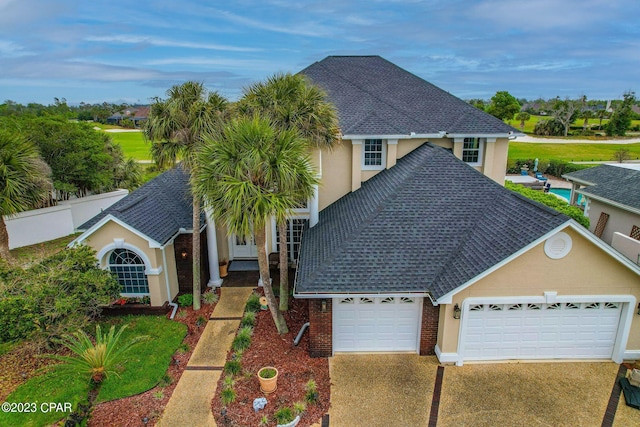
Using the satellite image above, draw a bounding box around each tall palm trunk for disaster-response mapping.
[192,194,201,310]
[255,225,288,334]
[278,219,289,311]
[0,216,11,262]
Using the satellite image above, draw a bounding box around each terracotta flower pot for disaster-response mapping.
[219,261,228,278]
[258,367,278,394]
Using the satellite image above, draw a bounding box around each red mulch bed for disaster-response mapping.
[88,293,218,427]
[212,290,330,427]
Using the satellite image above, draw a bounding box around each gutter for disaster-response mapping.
[161,245,179,319]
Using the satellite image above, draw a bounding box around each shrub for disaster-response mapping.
[224,360,242,376]
[175,309,187,319]
[533,119,565,136]
[240,311,256,328]
[195,315,207,327]
[245,293,261,313]
[177,294,193,307]
[153,390,164,400]
[232,326,253,352]
[505,182,590,228]
[305,379,319,404]
[223,375,236,389]
[0,245,120,345]
[202,290,218,305]
[293,401,307,415]
[274,407,295,424]
[176,343,190,354]
[158,374,173,387]
[221,387,236,405]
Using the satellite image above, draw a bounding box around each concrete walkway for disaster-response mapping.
[157,287,254,427]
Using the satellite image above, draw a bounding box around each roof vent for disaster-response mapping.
[544,232,572,259]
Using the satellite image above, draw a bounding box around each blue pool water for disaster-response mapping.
[549,188,584,205]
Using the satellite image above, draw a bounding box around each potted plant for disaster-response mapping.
[219,259,229,278]
[257,367,278,393]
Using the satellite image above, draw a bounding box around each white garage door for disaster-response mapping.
[462,301,623,361]
[333,296,422,352]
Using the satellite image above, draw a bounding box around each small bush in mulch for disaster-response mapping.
[212,291,330,427]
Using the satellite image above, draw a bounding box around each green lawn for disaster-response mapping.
[508,142,640,163]
[0,315,186,426]
[105,130,151,160]
[9,233,81,268]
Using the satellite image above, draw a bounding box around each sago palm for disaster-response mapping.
[237,73,340,310]
[0,130,51,261]
[195,115,318,334]
[144,82,228,310]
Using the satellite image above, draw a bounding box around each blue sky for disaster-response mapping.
[1,0,638,105]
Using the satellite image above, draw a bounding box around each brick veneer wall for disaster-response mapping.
[173,230,210,294]
[420,301,440,356]
[309,299,332,357]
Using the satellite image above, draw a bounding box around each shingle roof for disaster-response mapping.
[300,56,518,136]
[295,143,568,299]
[563,165,640,211]
[79,166,203,245]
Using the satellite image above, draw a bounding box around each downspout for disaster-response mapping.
[161,246,179,319]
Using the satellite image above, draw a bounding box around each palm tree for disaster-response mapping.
[195,116,318,334]
[0,130,51,261]
[237,73,340,311]
[143,82,228,310]
[46,324,148,414]
[515,112,530,131]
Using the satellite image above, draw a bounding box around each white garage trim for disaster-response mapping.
[453,294,635,366]
[332,296,423,354]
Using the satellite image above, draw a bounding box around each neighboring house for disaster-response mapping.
[71,56,640,365]
[563,164,640,264]
[106,106,149,127]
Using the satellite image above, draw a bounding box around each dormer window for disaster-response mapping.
[362,139,386,170]
[462,137,485,166]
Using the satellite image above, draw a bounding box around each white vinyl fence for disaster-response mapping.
[4,190,128,249]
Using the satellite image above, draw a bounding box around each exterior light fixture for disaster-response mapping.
[181,249,188,259]
[142,417,149,426]
[321,299,327,313]
[453,304,461,319]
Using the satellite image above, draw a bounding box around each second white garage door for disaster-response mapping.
[333,296,422,352]
[462,301,623,361]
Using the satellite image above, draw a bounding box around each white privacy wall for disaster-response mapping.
[4,189,128,249]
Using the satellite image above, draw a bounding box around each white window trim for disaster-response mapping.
[270,214,310,254]
[459,137,485,167]
[361,139,387,171]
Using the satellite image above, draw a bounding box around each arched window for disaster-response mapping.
[108,248,149,295]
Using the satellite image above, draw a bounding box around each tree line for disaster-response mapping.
[469,91,639,137]
[0,114,142,260]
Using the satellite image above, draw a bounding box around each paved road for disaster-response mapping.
[514,135,640,144]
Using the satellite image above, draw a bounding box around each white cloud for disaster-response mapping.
[85,35,261,52]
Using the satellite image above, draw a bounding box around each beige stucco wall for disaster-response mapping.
[587,198,640,245]
[318,136,508,210]
[318,142,352,211]
[438,226,640,355]
[81,220,177,307]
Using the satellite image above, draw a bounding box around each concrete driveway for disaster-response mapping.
[329,354,439,426]
[329,357,640,426]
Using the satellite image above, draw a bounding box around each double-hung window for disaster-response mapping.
[462,137,485,166]
[362,139,386,170]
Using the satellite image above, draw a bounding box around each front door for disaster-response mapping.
[231,233,258,259]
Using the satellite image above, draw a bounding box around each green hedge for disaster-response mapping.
[505,182,590,228]
[507,159,593,176]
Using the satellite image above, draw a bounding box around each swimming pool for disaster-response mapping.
[549,188,584,205]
